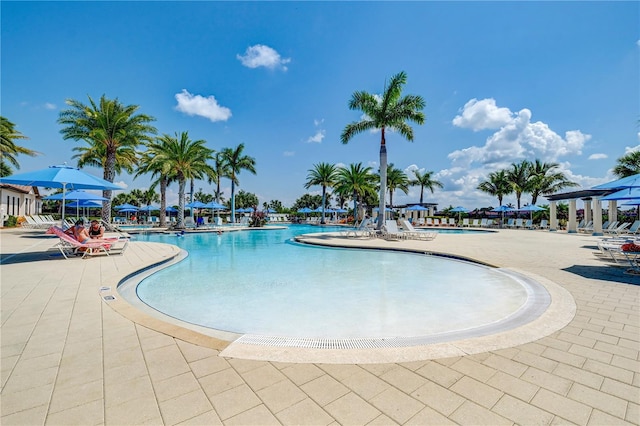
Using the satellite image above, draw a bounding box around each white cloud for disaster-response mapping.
[625,144,640,154]
[174,89,232,122]
[588,153,608,160]
[283,151,295,157]
[306,130,325,144]
[237,44,291,71]
[452,98,513,131]
[44,103,56,110]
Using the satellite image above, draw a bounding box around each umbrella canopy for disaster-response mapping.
[138,205,160,212]
[114,203,139,211]
[492,205,514,212]
[516,204,544,212]
[297,207,313,213]
[0,164,122,222]
[406,205,428,211]
[593,174,640,190]
[44,189,107,202]
[165,206,178,213]
[185,201,207,208]
[334,208,348,213]
[450,206,469,213]
[67,200,103,208]
[117,208,139,213]
[203,201,226,209]
[264,208,276,213]
[600,187,640,201]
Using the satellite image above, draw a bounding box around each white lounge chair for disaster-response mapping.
[539,219,549,229]
[605,222,630,235]
[625,220,640,235]
[400,219,437,241]
[382,220,404,240]
[344,218,375,238]
[471,219,480,227]
[462,218,470,227]
[447,218,456,227]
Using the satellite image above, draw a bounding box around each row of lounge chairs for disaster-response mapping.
[579,220,640,235]
[344,219,437,241]
[20,215,59,229]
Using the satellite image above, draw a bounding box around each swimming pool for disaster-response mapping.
[125,225,547,343]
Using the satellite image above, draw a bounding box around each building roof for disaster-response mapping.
[544,188,614,201]
[0,183,41,196]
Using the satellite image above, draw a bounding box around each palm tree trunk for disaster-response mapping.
[420,186,424,204]
[321,186,326,224]
[102,151,117,224]
[190,179,195,218]
[178,179,185,228]
[378,141,387,230]
[230,180,236,224]
[160,178,167,227]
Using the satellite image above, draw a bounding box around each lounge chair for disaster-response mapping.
[433,218,441,227]
[184,217,197,229]
[382,220,404,240]
[462,218,470,227]
[524,219,534,229]
[539,219,549,229]
[46,226,129,259]
[471,219,480,227]
[400,219,437,241]
[605,222,630,235]
[447,218,456,227]
[425,218,433,227]
[514,218,524,229]
[625,220,640,235]
[344,218,375,238]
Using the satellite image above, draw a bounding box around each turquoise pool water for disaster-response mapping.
[130,225,533,339]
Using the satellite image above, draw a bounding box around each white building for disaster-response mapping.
[0,184,42,224]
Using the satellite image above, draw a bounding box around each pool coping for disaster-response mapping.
[110,231,577,364]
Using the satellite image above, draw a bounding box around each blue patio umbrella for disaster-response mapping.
[44,189,107,202]
[450,206,469,223]
[185,201,207,209]
[0,164,122,222]
[297,207,312,213]
[592,174,640,190]
[601,187,640,201]
[114,203,139,211]
[138,205,160,212]
[492,205,514,227]
[516,204,544,220]
[66,200,102,219]
[406,205,428,211]
[165,206,178,213]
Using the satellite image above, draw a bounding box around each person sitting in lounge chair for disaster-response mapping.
[88,220,105,239]
[65,219,90,243]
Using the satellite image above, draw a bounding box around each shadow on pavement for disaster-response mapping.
[563,264,640,286]
[0,251,70,265]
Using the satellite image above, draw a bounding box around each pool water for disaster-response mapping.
[131,225,531,339]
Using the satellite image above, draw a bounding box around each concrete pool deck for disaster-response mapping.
[1,227,638,425]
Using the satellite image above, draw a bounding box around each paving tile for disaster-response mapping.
[492,394,554,425]
[367,413,400,425]
[256,379,307,413]
[588,409,636,426]
[0,404,48,426]
[482,353,528,377]
[276,398,334,426]
[568,344,613,364]
[49,378,103,414]
[379,365,428,393]
[368,387,424,424]
[153,372,201,402]
[450,358,497,382]
[158,389,213,425]
[583,359,634,384]
[105,374,155,408]
[175,409,223,425]
[626,402,639,424]
[567,383,628,419]
[227,357,267,374]
[521,366,572,395]
[45,399,104,425]
[300,374,349,406]
[209,383,262,420]
[199,365,244,398]
[0,383,54,416]
[318,363,362,381]
[411,380,465,416]
[580,329,618,345]
[176,339,219,363]
[551,363,604,389]
[593,341,638,360]
[450,376,503,409]
[242,363,287,392]
[486,370,540,402]
[601,378,640,404]
[2,365,58,394]
[144,344,191,382]
[280,363,325,386]
[449,400,511,425]
[415,361,463,387]
[611,354,640,372]
[514,350,559,373]
[405,406,457,425]
[542,346,587,367]
[189,355,230,378]
[324,392,380,425]
[341,368,390,400]
[531,388,591,425]
[225,404,281,425]
[105,394,163,425]
[359,363,397,377]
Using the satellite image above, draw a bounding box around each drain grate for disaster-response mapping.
[235,334,448,349]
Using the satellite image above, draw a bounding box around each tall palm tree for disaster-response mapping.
[341,71,426,229]
[506,160,532,209]
[527,159,578,205]
[220,143,256,223]
[477,170,512,206]
[334,163,377,223]
[212,152,230,204]
[0,116,38,176]
[613,151,640,178]
[58,95,156,222]
[305,162,339,224]
[382,164,409,208]
[410,169,443,204]
[155,132,215,228]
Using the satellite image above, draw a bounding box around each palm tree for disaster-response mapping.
[220,143,256,223]
[527,159,578,205]
[58,95,157,222]
[334,163,377,223]
[305,162,339,224]
[212,151,230,204]
[382,164,409,208]
[410,169,443,204]
[0,116,38,176]
[613,151,640,178]
[155,132,215,228]
[136,138,178,227]
[341,71,426,229]
[506,160,532,209]
[477,170,512,206]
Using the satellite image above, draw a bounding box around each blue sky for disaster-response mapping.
[2,1,638,209]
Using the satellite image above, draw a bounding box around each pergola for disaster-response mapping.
[545,189,617,235]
